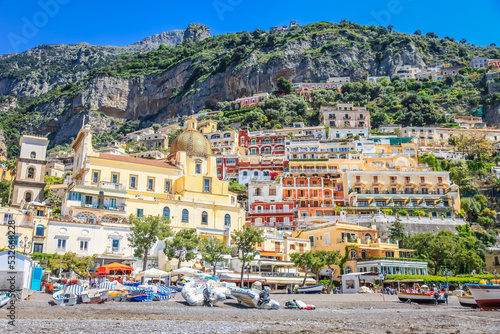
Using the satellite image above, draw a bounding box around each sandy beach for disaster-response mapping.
[0,291,499,333]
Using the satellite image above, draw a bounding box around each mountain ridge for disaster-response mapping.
[0,21,499,157]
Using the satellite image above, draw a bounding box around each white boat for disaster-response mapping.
[81,288,109,304]
[229,286,280,309]
[466,284,500,310]
[0,293,11,308]
[181,280,226,306]
[398,292,445,304]
[296,284,324,294]
[52,290,78,306]
[457,295,478,308]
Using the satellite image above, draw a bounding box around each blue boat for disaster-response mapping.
[296,285,324,294]
[127,294,148,302]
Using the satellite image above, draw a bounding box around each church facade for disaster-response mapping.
[61,121,245,245]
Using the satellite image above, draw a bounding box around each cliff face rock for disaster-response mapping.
[131,30,184,50]
[183,24,211,44]
[0,29,187,97]
[484,103,500,125]
[0,128,6,161]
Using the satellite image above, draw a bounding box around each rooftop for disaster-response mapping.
[97,153,179,169]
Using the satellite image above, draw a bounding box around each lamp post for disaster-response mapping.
[19,235,32,254]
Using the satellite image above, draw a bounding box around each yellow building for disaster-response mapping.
[0,204,49,254]
[293,221,427,279]
[62,124,245,246]
[186,116,218,134]
[485,247,500,274]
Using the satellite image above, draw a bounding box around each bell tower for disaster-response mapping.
[11,135,49,207]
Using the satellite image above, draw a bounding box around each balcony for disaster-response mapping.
[106,247,124,255]
[249,209,290,214]
[80,204,126,212]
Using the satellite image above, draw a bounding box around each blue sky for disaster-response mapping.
[0,0,499,54]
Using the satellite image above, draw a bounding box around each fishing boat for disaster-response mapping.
[229,285,280,309]
[398,291,445,304]
[0,293,11,308]
[457,295,478,308]
[52,290,78,306]
[80,288,108,304]
[296,284,324,294]
[466,284,500,310]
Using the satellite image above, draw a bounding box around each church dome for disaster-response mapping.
[169,129,212,157]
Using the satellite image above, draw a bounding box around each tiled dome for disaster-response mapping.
[169,129,212,157]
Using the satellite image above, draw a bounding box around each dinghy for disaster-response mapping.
[457,295,478,308]
[181,280,226,306]
[81,288,108,304]
[52,290,78,306]
[229,282,280,310]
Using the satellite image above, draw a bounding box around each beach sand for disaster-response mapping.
[1,291,499,333]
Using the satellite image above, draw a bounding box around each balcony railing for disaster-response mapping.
[80,204,126,212]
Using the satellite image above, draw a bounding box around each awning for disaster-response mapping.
[258,251,277,256]
[264,276,317,285]
[96,262,133,275]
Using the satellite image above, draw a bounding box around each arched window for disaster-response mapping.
[344,266,353,274]
[30,151,36,159]
[35,224,44,236]
[253,171,258,177]
[201,211,208,224]
[361,250,368,259]
[27,167,35,179]
[224,214,231,226]
[25,191,32,203]
[350,249,357,259]
[263,171,270,177]
[182,209,189,223]
[242,171,248,176]
[163,207,170,219]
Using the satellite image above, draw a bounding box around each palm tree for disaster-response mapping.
[6,159,16,205]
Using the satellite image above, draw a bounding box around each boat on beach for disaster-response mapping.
[0,293,11,308]
[466,284,500,310]
[80,288,108,304]
[229,286,280,309]
[398,292,445,304]
[457,295,478,308]
[296,285,324,294]
[52,290,78,306]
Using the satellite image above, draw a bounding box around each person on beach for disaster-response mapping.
[443,290,449,305]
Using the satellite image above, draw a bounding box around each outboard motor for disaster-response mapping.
[203,286,213,307]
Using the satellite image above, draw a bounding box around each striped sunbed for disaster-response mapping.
[64,285,86,296]
[156,286,176,296]
[99,282,116,290]
[143,291,153,302]
[153,293,170,301]
[127,287,146,294]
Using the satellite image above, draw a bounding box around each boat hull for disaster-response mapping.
[0,294,11,308]
[457,295,477,308]
[467,285,500,310]
[81,289,108,304]
[296,285,324,294]
[398,292,444,304]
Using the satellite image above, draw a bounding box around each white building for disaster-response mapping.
[45,219,143,269]
[470,58,490,69]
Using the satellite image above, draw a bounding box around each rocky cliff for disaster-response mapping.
[0,28,187,97]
